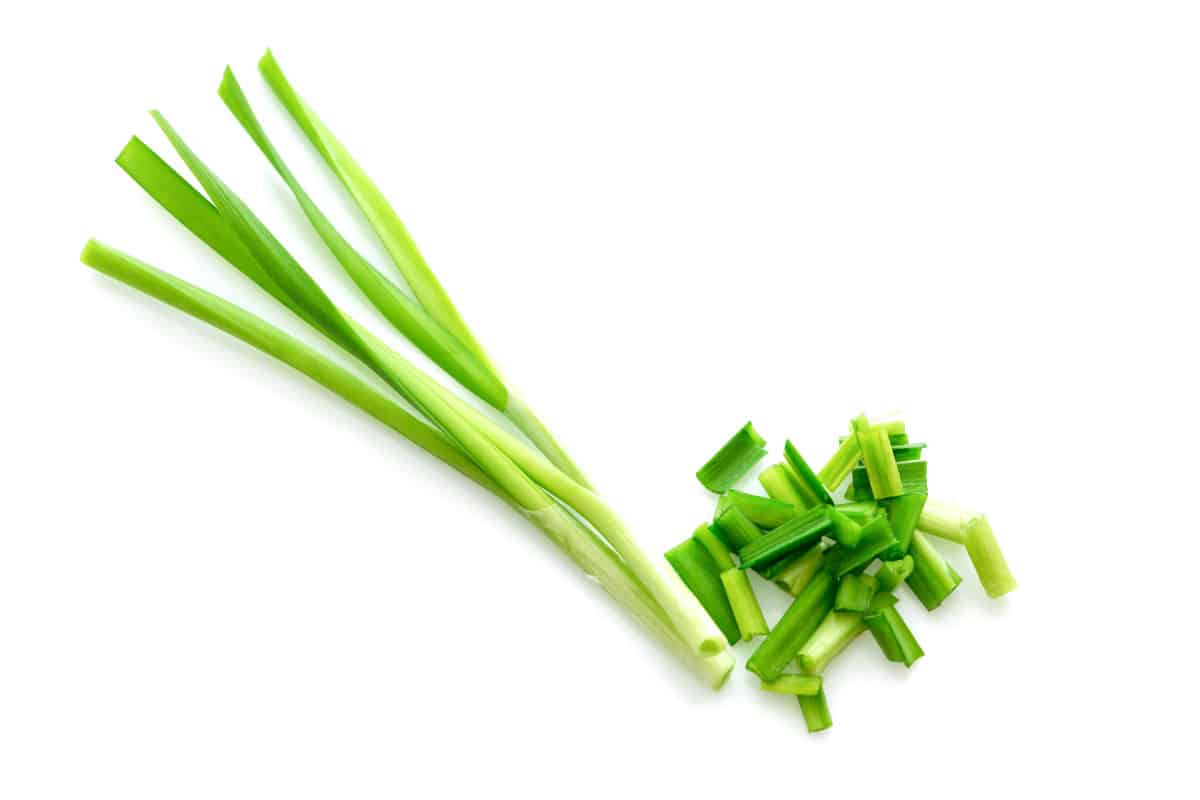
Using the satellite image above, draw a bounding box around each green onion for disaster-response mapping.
[918,499,973,544]
[906,530,963,611]
[710,505,763,551]
[834,501,879,522]
[760,674,822,696]
[696,422,768,493]
[715,490,797,529]
[835,573,878,612]
[817,434,860,491]
[721,569,769,640]
[881,492,927,559]
[828,506,865,548]
[694,524,736,571]
[737,507,832,570]
[796,609,867,674]
[864,592,924,667]
[855,419,904,499]
[874,555,914,592]
[783,440,832,507]
[823,516,897,577]
[797,686,833,733]
[767,545,826,596]
[890,443,926,462]
[665,538,741,645]
[849,460,928,500]
[746,570,836,681]
[963,516,1017,598]
[757,463,809,508]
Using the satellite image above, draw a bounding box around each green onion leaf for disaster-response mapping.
[855,419,904,499]
[864,592,924,667]
[828,506,865,548]
[918,499,973,544]
[746,571,836,681]
[823,516,897,577]
[760,674,822,696]
[710,505,763,551]
[783,440,833,507]
[795,609,868,674]
[835,573,878,613]
[757,463,809,508]
[818,434,860,491]
[874,555,914,592]
[737,507,832,570]
[767,545,826,596]
[693,524,736,572]
[880,492,927,559]
[797,686,833,733]
[696,422,768,493]
[905,531,963,611]
[963,516,1017,598]
[715,490,796,529]
[665,538,740,645]
[850,460,928,500]
[720,569,769,641]
[834,501,879,522]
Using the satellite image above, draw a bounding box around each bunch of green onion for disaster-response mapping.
[81,52,734,687]
[672,418,1016,730]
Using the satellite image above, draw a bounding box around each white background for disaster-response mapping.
[2,1,1197,797]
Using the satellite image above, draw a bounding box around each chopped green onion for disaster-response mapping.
[918,499,973,544]
[881,493,927,559]
[874,555,914,592]
[693,524,735,571]
[906,530,963,611]
[760,674,822,696]
[715,490,796,529]
[710,505,763,551]
[850,460,928,500]
[835,573,878,612]
[828,506,865,548]
[737,507,832,570]
[796,609,868,674]
[890,443,926,462]
[746,570,836,681]
[855,420,904,499]
[783,440,832,507]
[665,538,741,645]
[768,545,826,596]
[797,686,833,733]
[823,516,897,577]
[817,434,860,492]
[963,516,1017,598]
[834,501,879,522]
[721,569,769,640]
[696,422,767,493]
[758,463,809,508]
[864,592,924,667]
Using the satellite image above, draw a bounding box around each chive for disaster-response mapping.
[711,505,763,551]
[828,506,865,548]
[665,538,741,645]
[963,516,1017,598]
[694,524,736,571]
[721,569,769,640]
[737,507,832,570]
[746,570,836,681]
[695,422,767,493]
[835,573,878,612]
[760,674,822,696]
[716,490,797,529]
[823,516,897,577]
[783,440,832,507]
[817,434,860,492]
[874,555,914,592]
[855,420,904,499]
[758,463,809,508]
[834,501,879,523]
[905,531,963,611]
[797,686,833,733]
[918,499,973,544]
[768,545,826,596]
[864,592,924,667]
[881,493,927,559]
[850,460,928,500]
[796,609,867,674]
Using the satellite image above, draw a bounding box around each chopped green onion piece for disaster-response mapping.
[864,592,924,667]
[850,460,928,500]
[828,506,865,548]
[768,545,826,596]
[874,555,914,592]
[721,569,769,641]
[665,538,740,645]
[834,501,879,522]
[783,440,833,507]
[694,524,735,571]
[737,507,832,570]
[797,686,833,733]
[855,421,904,499]
[963,516,1017,598]
[823,516,897,577]
[905,530,963,611]
[711,505,763,551]
[835,573,878,612]
[890,443,926,462]
[796,609,868,674]
[760,674,822,696]
[746,570,836,681]
[758,463,809,508]
[918,499,973,544]
[715,490,797,529]
[881,493,927,559]
[817,435,860,492]
[696,422,767,493]
[839,431,908,447]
